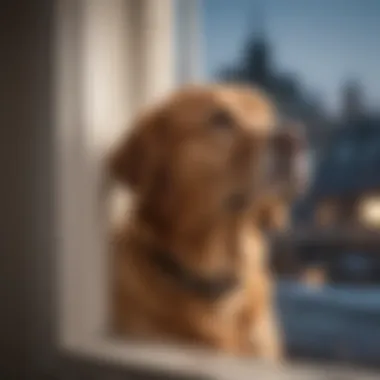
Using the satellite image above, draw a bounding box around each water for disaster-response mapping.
[276,281,380,366]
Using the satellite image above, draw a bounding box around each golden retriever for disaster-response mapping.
[108,84,303,359]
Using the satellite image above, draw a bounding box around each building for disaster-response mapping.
[291,115,380,283]
[301,116,380,228]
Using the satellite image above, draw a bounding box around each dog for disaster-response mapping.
[108,84,304,359]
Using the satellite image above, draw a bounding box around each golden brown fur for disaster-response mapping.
[108,84,301,359]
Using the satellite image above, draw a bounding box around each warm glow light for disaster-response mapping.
[359,196,380,228]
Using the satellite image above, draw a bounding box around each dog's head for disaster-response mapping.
[109,85,306,239]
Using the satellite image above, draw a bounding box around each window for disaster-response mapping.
[55,1,380,378]
[199,0,380,371]
[359,195,380,229]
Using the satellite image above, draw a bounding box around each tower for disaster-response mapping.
[243,1,272,89]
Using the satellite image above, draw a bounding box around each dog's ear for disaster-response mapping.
[108,106,166,190]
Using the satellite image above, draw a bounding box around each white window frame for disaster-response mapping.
[54,1,378,378]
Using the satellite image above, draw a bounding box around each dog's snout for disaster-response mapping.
[265,127,309,197]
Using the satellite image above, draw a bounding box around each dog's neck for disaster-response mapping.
[130,213,246,301]
[147,245,239,300]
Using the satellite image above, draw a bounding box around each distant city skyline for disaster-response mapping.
[201,0,380,115]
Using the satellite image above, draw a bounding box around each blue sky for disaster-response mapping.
[201,0,380,114]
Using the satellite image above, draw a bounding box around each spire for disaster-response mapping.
[243,1,271,88]
[247,0,267,40]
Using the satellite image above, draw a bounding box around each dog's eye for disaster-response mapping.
[209,109,235,129]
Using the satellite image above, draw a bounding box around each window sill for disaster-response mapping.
[60,337,379,380]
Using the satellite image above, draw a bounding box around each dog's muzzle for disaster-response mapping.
[263,125,309,198]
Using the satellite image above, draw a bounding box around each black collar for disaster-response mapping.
[150,248,239,301]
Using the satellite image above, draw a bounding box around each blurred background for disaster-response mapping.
[2,0,380,378]
[185,0,380,368]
